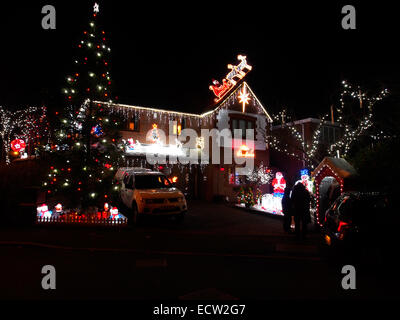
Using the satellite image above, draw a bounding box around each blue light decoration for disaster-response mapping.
[300,168,309,177]
[91,124,104,137]
[297,168,314,193]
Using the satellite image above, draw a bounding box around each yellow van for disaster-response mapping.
[116,168,187,224]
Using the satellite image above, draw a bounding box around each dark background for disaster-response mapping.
[1,1,400,118]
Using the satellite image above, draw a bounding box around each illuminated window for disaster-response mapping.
[173,124,182,135]
[172,118,185,135]
[127,116,139,132]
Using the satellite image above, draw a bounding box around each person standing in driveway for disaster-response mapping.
[291,182,311,239]
[281,186,293,233]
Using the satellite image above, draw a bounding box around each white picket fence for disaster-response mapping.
[36,216,128,226]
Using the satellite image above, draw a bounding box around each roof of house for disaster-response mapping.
[271,118,341,130]
[312,157,357,180]
[94,82,273,122]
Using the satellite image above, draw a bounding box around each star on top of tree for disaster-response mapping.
[93,3,100,13]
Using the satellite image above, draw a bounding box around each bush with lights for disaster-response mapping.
[236,186,246,205]
[244,187,255,208]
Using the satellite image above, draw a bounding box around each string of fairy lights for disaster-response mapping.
[0,105,48,164]
[246,162,274,185]
[267,80,389,167]
[63,3,113,106]
[329,80,389,157]
[268,110,322,166]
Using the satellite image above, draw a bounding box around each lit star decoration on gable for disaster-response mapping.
[238,85,251,112]
[93,3,99,13]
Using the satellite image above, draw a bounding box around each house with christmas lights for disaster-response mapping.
[95,80,273,201]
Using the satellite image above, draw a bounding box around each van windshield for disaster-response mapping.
[134,174,172,189]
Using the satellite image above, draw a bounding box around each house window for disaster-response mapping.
[172,118,185,135]
[320,125,340,144]
[127,116,139,132]
[173,124,182,135]
[230,116,255,139]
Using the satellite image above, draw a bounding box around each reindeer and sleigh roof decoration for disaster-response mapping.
[209,55,252,103]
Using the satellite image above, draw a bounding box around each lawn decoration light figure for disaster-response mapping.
[296,169,314,193]
[272,172,286,198]
[10,139,26,153]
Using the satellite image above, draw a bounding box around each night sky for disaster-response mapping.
[1,1,400,119]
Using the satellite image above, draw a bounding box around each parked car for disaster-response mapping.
[322,191,391,250]
[115,167,187,224]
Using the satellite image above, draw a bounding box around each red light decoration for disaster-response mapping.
[209,79,231,101]
[209,55,252,103]
[312,161,348,226]
[338,221,349,232]
[10,139,26,152]
[236,144,255,158]
[55,203,63,213]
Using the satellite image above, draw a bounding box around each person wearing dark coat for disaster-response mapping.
[291,182,311,239]
[281,186,293,233]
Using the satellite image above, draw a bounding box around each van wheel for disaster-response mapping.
[175,211,186,223]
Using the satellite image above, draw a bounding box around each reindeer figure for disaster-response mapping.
[237,55,252,72]
[226,64,244,85]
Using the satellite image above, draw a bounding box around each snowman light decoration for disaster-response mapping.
[296,169,314,193]
[37,204,52,219]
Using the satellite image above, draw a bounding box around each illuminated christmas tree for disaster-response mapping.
[244,188,255,208]
[42,2,124,210]
[237,186,245,204]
